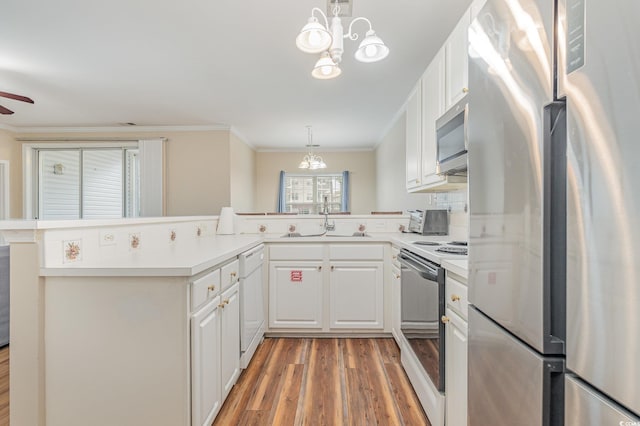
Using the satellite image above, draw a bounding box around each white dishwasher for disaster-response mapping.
[239,244,265,369]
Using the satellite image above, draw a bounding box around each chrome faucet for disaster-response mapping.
[321,196,335,231]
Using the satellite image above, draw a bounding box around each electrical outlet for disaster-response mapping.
[99,232,116,246]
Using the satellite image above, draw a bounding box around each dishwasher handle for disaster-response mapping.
[399,253,439,281]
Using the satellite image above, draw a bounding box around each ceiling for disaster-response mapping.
[0,0,471,150]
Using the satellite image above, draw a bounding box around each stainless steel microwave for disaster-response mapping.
[436,97,468,175]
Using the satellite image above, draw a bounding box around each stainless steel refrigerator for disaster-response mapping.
[467,0,640,424]
[560,0,640,423]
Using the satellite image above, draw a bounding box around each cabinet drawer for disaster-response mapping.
[446,275,468,320]
[391,245,401,269]
[329,244,384,260]
[220,259,239,291]
[192,269,221,311]
[269,244,323,260]
[391,264,401,281]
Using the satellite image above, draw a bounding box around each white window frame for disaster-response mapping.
[23,142,138,220]
[284,173,343,214]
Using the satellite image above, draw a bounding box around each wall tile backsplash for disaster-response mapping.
[430,191,468,212]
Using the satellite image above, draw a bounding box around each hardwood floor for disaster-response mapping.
[0,345,8,426]
[0,340,429,426]
[214,338,431,426]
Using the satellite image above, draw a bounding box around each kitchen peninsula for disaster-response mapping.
[1,213,466,426]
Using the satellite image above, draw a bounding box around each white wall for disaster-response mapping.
[375,112,433,212]
[229,132,256,213]
[375,112,469,240]
[255,151,376,214]
[12,129,233,217]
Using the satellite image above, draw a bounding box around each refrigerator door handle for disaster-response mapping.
[542,100,567,355]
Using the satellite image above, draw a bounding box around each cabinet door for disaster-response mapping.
[406,80,422,189]
[445,309,468,426]
[445,10,471,110]
[269,262,323,328]
[421,48,446,185]
[329,262,384,329]
[191,298,222,426]
[220,283,240,400]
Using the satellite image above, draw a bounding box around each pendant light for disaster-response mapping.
[296,1,389,79]
[299,126,327,170]
[295,14,333,53]
[312,52,342,79]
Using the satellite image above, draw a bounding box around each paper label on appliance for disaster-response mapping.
[567,0,586,73]
[290,270,303,282]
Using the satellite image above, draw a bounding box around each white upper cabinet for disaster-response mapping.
[421,48,446,186]
[444,11,471,110]
[406,80,423,190]
[405,3,474,193]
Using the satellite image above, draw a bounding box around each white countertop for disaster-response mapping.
[40,234,263,277]
[441,259,468,280]
[36,231,468,277]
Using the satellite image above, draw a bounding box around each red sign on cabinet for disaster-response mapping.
[290,270,303,282]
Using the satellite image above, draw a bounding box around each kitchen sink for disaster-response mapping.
[326,232,370,237]
[280,232,370,238]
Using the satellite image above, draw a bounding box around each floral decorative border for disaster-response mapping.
[63,239,82,263]
[129,233,141,250]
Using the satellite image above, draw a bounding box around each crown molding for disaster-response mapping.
[230,127,255,149]
[256,146,374,153]
[5,124,231,134]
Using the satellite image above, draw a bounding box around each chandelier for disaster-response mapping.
[295,1,389,79]
[299,126,327,170]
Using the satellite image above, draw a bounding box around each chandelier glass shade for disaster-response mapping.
[295,17,333,53]
[312,52,342,79]
[298,153,327,170]
[296,3,389,79]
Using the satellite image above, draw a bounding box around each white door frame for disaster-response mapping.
[0,160,9,219]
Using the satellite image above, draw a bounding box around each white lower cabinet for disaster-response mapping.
[269,262,323,328]
[191,296,222,426]
[220,283,241,399]
[329,262,383,329]
[444,270,469,426]
[191,280,241,426]
[267,244,386,332]
[444,309,468,426]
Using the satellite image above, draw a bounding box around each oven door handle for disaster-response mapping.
[399,254,438,281]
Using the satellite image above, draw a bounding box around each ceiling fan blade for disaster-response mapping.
[0,91,34,104]
[0,105,15,115]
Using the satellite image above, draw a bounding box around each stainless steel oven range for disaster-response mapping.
[399,248,445,392]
